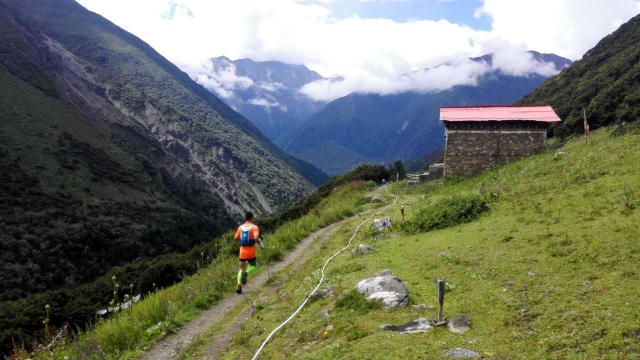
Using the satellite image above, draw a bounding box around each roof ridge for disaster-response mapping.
[439,105,561,123]
[440,105,552,109]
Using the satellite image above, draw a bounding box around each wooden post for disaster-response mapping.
[583,108,589,145]
[400,206,405,222]
[437,278,446,322]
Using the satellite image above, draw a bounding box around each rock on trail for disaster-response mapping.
[352,244,374,255]
[446,348,481,358]
[355,271,408,310]
[381,318,432,334]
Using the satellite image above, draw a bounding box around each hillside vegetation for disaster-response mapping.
[0,0,326,353]
[195,128,639,359]
[7,179,376,359]
[519,14,640,138]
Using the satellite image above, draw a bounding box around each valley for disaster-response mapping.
[1,1,639,359]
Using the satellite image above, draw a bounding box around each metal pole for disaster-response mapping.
[437,278,446,322]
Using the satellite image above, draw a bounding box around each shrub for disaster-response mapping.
[400,194,489,233]
[335,289,380,316]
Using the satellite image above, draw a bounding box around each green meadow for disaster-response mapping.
[190,127,640,360]
[11,126,640,359]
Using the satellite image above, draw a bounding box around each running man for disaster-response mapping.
[234,212,263,294]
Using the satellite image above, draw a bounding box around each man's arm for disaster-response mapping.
[234,227,241,240]
[253,226,263,248]
[252,226,260,242]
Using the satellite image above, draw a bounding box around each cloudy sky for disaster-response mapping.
[77,0,640,102]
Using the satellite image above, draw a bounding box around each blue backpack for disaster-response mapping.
[240,225,256,246]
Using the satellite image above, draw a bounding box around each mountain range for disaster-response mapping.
[191,56,328,140]
[276,52,572,175]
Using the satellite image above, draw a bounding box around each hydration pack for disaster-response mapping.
[240,225,255,246]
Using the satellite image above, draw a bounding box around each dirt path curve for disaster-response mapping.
[140,217,355,360]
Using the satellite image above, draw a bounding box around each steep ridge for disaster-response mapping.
[0,0,327,347]
[518,14,640,137]
[0,0,326,218]
[277,52,571,175]
[191,57,327,140]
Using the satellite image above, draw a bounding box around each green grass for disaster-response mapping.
[9,182,373,359]
[189,128,640,359]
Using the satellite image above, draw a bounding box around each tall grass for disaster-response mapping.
[10,182,370,360]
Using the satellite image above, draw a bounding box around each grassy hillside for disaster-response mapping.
[519,14,640,138]
[196,128,639,359]
[7,180,376,359]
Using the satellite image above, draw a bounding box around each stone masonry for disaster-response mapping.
[443,121,548,177]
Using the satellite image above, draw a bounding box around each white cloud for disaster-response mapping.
[475,0,640,60]
[258,82,286,92]
[300,60,490,101]
[76,0,639,101]
[181,60,253,99]
[299,44,565,102]
[248,98,280,107]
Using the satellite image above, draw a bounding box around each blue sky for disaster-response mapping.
[329,0,492,30]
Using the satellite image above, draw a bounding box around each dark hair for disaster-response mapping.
[245,212,254,221]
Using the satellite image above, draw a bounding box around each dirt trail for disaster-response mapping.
[140,217,352,360]
[198,223,340,360]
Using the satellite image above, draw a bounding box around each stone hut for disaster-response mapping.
[440,106,561,177]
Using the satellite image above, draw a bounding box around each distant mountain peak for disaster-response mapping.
[193,56,328,140]
[470,51,572,71]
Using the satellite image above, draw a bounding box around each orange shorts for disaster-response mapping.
[239,246,256,260]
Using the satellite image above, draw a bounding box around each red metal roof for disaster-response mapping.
[440,105,561,122]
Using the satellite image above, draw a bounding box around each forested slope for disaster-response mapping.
[518,14,640,136]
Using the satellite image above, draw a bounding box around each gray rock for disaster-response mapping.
[353,244,374,255]
[374,269,394,277]
[448,315,471,334]
[370,197,385,203]
[315,286,334,298]
[411,304,435,310]
[420,195,426,200]
[320,309,331,322]
[381,318,432,334]
[373,234,386,241]
[446,348,481,358]
[371,217,392,231]
[355,274,408,310]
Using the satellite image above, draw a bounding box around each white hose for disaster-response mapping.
[251,186,397,360]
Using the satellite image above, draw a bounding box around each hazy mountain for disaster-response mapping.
[518,14,640,137]
[0,0,329,307]
[277,53,572,175]
[195,57,328,140]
